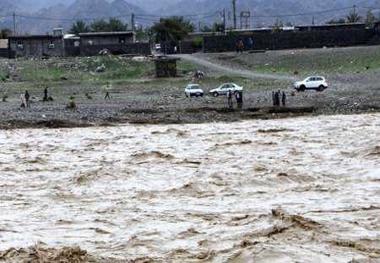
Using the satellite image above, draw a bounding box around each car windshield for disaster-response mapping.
[188,85,199,89]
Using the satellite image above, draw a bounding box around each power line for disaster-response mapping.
[2,5,379,25]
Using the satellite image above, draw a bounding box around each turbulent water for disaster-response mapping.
[0,114,379,262]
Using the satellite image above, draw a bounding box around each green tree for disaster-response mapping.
[212,22,225,33]
[135,26,153,42]
[0,28,12,38]
[151,16,195,42]
[326,18,346,24]
[90,19,110,32]
[272,19,284,32]
[90,18,127,32]
[108,18,128,31]
[365,10,376,27]
[346,9,362,23]
[69,20,90,35]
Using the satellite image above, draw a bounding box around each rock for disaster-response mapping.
[95,64,106,73]
[98,49,109,55]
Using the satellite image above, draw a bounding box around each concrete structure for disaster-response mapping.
[203,27,378,53]
[154,57,180,78]
[0,39,8,49]
[7,30,150,58]
[79,31,138,56]
[8,35,64,58]
[0,39,8,58]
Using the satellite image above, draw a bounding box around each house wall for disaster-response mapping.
[0,49,9,58]
[203,29,375,53]
[79,42,151,56]
[9,37,64,58]
[80,34,135,46]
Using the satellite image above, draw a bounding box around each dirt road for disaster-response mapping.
[174,54,296,81]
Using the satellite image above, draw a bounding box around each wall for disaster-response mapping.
[0,49,9,58]
[64,38,80,57]
[9,37,64,58]
[79,43,151,56]
[203,29,375,53]
[80,35,134,46]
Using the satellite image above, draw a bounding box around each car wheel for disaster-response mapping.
[299,85,306,92]
[317,85,325,92]
[213,92,219,97]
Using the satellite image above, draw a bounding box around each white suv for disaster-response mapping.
[185,84,204,97]
[294,76,328,92]
[210,83,243,97]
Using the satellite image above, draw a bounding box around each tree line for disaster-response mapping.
[1,9,379,42]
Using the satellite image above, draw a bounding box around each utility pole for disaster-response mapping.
[223,8,226,33]
[131,13,135,32]
[312,16,315,25]
[13,12,16,36]
[232,0,237,29]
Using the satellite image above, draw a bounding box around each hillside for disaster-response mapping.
[162,0,380,26]
[0,0,146,34]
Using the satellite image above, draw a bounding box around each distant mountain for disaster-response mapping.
[1,0,146,34]
[161,0,380,27]
[1,0,380,34]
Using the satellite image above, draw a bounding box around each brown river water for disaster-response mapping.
[0,114,379,262]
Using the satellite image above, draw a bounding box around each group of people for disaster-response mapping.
[20,87,54,108]
[272,90,287,107]
[235,37,254,53]
[227,90,244,109]
[20,90,30,108]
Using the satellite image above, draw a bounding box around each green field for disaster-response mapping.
[207,46,380,75]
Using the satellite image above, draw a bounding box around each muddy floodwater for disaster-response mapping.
[0,114,379,262]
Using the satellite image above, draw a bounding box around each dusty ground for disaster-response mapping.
[0,46,379,128]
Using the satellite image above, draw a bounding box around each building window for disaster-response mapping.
[119,37,126,44]
[17,41,24,50]
[48,41,55,49]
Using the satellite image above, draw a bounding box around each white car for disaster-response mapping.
[210,83,243,97]
[294,76,328,92]
[185,84,204,97]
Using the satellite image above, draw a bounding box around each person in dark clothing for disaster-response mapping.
[24,90,30,108]
[275,91,281,106]
[248,37,254,50]
[235,91,243,109]
[227,90,233,109]
[272,91,276,106]
[43,87,48,102]
[282,91,287,106]
[105,91,111,100]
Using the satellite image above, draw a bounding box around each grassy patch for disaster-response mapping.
[209,46,380,76]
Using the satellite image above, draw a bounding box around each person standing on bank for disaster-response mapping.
[24,90,30,108]
[227,90,233,109]
[43,87,48,102]
[282,91,287,106]
[236,91,243,109]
